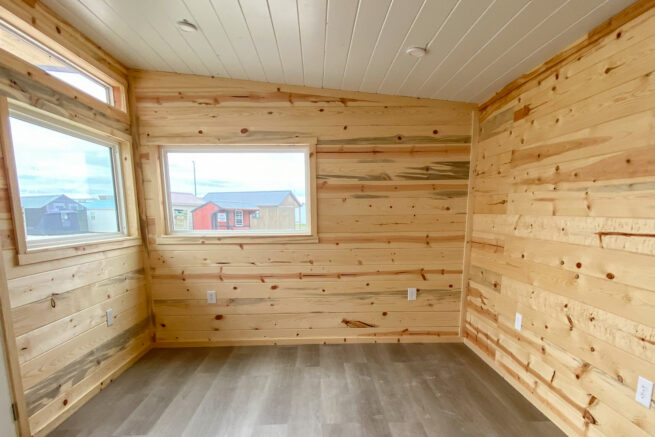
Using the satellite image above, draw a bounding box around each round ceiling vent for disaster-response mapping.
[176,19,198,32]
[406,46,427,57]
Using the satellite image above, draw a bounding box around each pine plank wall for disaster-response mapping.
[0,2,150,436]
[131,70,475,347]
[0,1,655,437]
[462,3,655,437]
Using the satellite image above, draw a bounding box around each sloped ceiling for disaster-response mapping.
[44,0,636,102]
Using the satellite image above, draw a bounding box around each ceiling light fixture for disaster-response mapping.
[176,19,198,32]
[406,46,427,58]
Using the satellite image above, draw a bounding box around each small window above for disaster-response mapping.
[0,20,114,105]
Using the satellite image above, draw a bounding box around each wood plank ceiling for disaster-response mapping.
[43,0,636,102]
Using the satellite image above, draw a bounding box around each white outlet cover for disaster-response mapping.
[207,290,217,304]
[408,288,417,301]
[106,308,114,327]
[636,376,653,408]
[514,312,522,331]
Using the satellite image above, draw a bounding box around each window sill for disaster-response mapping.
[17,236,142,265]
[155,234,319,246]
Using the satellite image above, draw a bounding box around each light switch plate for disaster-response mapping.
[207,290,217,304]
[636,376,653,408]
[106,309,114,327]
[408,288,417,301]
[514,312,522,331]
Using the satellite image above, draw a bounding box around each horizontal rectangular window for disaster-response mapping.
[7,109,126,250]
[162,146,312,237]
[0,20,114,105]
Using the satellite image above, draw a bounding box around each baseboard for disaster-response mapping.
[32,341,153,437]
[154,335,464,348]
[462,337,576,437]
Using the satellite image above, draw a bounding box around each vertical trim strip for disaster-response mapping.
[0,95,30,436]
[459,110,478,336]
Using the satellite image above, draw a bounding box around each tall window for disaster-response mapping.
[0,20,114,105]
[234,210,244,227]
[161,146,313,237]
[6,108,125,250]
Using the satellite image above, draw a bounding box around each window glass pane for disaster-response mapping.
[165,151,308,235]
[0,21,111,104]
[9,116,121,245]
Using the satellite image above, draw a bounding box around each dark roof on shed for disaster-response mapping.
[21,194,80,209]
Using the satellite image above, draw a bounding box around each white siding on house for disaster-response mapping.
[86,208,118,233]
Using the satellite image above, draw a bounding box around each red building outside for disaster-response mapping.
[191,202,258,230]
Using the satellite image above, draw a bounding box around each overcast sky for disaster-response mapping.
[10,117,116,199]
[10,118,307,206]
[166,151,306,203]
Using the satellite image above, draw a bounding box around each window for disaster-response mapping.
[6,107,126,251]
[0,20,114,105]
[161,145,314,237]
[234,210,244,227]
[173,209,189,231]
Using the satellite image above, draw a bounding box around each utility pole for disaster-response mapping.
[192,160,197,197]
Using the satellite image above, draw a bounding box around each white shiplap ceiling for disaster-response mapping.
[43,0,636,103]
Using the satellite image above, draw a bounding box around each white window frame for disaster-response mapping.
[160,143,317,241]
[234,210,244,227]
[3,103,129,253]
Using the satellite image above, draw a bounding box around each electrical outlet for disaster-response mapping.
[514,312,522,331]
[408,287,417,301]
[106,309,114,327]
[207,290,217,304]
[636,376,653,408]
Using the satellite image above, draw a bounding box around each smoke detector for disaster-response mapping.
[176,19,198,32]
[406,46,427,57]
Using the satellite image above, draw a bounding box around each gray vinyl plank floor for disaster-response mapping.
[49,343,565,437]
